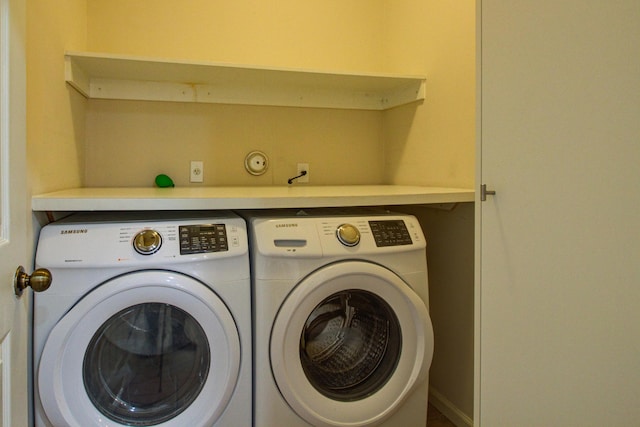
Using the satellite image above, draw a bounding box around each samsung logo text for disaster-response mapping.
[60,229,88,235]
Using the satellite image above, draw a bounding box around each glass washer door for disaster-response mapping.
[38,270,240,427]
[270,261,433,427]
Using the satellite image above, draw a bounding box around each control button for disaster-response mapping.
[133,229,162,255]
[336,223,360,247]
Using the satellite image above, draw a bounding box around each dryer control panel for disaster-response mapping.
[252,213,425,257]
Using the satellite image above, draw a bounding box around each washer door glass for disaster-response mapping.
[37,271,241,427]
[300,290,401,401]
[270,261,433,426]
[83,303,210,426]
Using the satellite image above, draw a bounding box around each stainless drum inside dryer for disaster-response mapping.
[300,289,401,401]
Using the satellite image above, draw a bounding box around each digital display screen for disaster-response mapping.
[179,224,228,254]
[368,220,412,247]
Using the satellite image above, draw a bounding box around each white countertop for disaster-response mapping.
[32,185,475,211]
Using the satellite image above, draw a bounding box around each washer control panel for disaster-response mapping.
[368,220,412,247]
[179,224,228,254]
[35,212,247,268]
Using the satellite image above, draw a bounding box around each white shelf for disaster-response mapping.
[32,186,474,212]
[65,51,426,110]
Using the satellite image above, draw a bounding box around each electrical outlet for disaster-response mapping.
[297,163,309,183]
[190,161,204,183]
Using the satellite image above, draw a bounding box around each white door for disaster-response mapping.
[477,0,640,425]
[0,0,28,425]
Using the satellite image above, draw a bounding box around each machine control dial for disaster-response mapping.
[336,223,361,247]
[133,229,163,255]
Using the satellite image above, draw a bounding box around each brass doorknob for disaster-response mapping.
[14,266,52,296]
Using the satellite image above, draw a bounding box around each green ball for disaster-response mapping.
[155,174,175,188]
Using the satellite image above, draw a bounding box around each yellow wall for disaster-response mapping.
[383,0,476,188]
[26,1,475,189]
[85,102,383,187]
[81,1,474,189]
[27,0,87,194]
[84,0,389,187]
[87,0,386,71]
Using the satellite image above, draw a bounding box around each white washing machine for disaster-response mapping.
[33,211,251,427]
[244,209,434,427]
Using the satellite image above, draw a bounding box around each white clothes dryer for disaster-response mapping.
[33,211,251,427]
[244,209,434,427]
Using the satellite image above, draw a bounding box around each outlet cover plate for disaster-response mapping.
[190,161,204,182]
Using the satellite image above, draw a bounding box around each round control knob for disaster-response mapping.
[133,229,162,255]
[336,223,361,247]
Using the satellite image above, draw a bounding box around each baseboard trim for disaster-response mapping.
[429,387,474,427]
